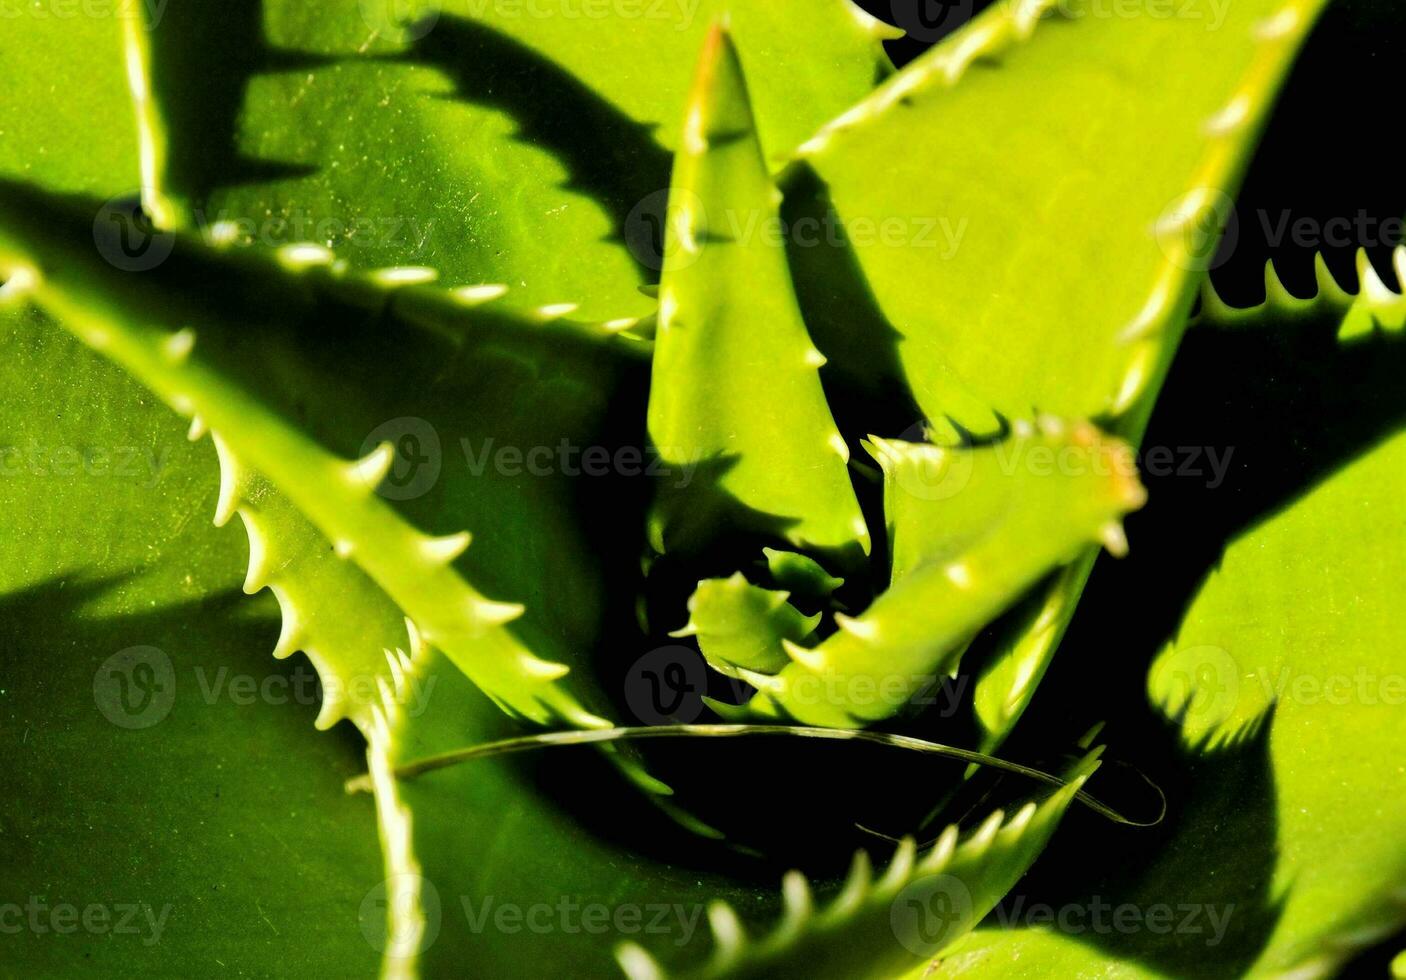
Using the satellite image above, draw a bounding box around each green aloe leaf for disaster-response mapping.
[799,0,1329,433]
[673,572,821,678]
[934,255,1406,978]
[0,307,383,974]
[793,0,1328,756]
[365,640,1103,978]
[0,8,137,193]
[6,1,1403,977]
[0,178,643,732]
[762,548,845,600]
[967,558,1096,754]
[873,421,1136,585]
[647,24,867,558]
[209,450,413,732]
[124,0,895,317]
[738,421,1145,728]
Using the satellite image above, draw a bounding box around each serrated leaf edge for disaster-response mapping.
[616,751,1103,979]
[1195,246,1406,339]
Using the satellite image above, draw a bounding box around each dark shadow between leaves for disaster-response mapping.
[393,15,673,281]
[0,573,385,975]
[985,708,1284,978]
[1101,309,1406,668]
[143,0,324,201]
[646,454,801,563]
[0,177,658,690]
[779,162,926,441]
[0,573,365,761]
[968,306,1406,972]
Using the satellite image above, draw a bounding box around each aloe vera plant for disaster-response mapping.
[2,1,1404,977]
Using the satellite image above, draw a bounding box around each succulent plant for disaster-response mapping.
[2,0,1404,978]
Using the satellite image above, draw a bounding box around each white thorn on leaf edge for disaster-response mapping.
[1253,6,1301,41]
[615,943,663,980]
[420,531,472,564]
[945,563,973,589]
[1099,521,1129,557]
[781,638,825,671]
[781,869,812,923]
[347,441,396,490]
[0,265,39,305]
[277,243,335,268]
[535,302,579,320]
[707,902,744,966]
[833,612,878,641]
[454,283,509,305]
[1203,95,1250,137]
[161,327,195,364]
[878,837,918,893]
[271,603,302,660]
[472,598,526,626]
[243,527,271,594]
[371,266,438,286]
[211,434,241,528]
[519,655,570,681]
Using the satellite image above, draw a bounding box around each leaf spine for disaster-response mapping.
[472,598,526,626]
[453,283,509,305]
[371,266,438,286]
[1099,521,1130,557]
[419,531,471,564]
[834,612,878,641]
[161,327,195,364]
[614,943,664,980]
[347,441,396,491]
[781,638,825,671]
[519,655,570,681]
